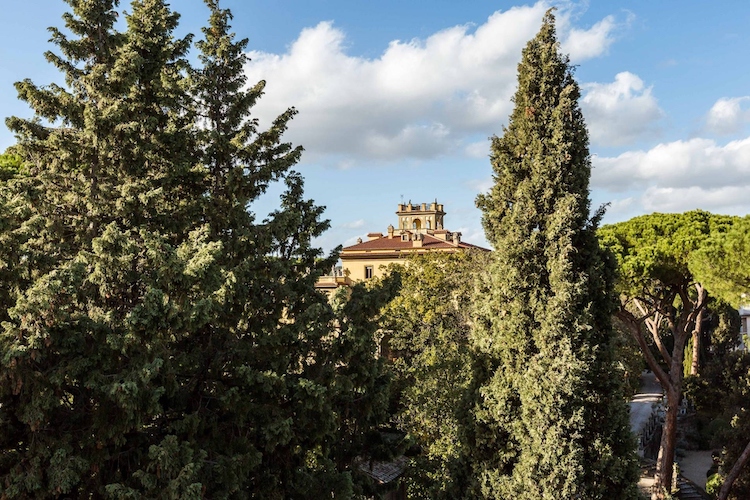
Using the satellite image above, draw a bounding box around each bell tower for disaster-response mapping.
[396,200,445,234]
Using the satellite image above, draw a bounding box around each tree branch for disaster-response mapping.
[718,439,750,500]
[636,299,673,367]
[616,308,671,392]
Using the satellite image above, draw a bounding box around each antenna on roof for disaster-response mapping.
[400,194,404,204]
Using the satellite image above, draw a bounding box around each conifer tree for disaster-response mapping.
[471,11,639,499]
[599,211,736,497]
[0,152,24,325]
[0,0,392,497]
[189,3,398,495]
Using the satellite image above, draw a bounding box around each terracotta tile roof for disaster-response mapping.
[342,233,488,252]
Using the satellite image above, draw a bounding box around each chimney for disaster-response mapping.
[412,233,423,248]
[387,224,394,239]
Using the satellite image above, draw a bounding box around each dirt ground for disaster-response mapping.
[678,450,714,489]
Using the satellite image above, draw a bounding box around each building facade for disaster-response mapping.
[317,201,488,293]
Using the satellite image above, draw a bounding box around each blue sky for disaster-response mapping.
[2,1,750,252]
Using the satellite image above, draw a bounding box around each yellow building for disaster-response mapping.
[317,201,488,292]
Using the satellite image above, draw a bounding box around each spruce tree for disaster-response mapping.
[471,11,639,499]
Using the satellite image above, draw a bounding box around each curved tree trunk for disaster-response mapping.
[717,439,750,500]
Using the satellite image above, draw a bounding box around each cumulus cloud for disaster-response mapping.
[640,185,749,213]
[593,137,750,192]
[581,72,663,147]
[593,136,750,216]
[560,15,617,62]
[705,96,750,135]
[243,2,625,165]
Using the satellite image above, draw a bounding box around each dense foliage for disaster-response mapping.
[0,1,392,497]
[380,251,488,498]
[470,10,639,499]
[691,216,750,310]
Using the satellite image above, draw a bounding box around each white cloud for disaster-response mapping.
[466,177,494,194]
[593,137,750,192]
[560,15,617,62]
[593,136,750,217]
[581,72,663,147]
[705,96,750,135]
[243,2,626,165]
[640,185,749,213]
[342,219,366,229]
[464,140,491,159]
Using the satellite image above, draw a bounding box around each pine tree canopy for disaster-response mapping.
[0,1,394,497]
[690,215,750,307]
[599,210,738,496]
[471,10,639,499]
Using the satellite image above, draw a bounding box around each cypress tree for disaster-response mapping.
[471,11,639,499]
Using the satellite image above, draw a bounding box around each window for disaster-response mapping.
[426,220,431,229]
[365,266,373,279]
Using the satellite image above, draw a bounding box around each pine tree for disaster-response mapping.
[471,10,639,499]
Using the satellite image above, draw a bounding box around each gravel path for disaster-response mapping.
[679,450,714,490]
[629,371,663,434]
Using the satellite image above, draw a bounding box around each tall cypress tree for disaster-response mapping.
[471,11,639,499]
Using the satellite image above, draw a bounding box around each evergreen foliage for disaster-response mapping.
[0,152,25,325]
[690,215,750,308]
[0,1,392,497]
[471,10,639,499]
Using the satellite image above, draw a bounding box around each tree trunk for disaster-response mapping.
[690,309,704,376]
[717,439,750,500]
[653,390,679,499]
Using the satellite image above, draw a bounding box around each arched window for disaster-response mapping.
[426,220,431,229]
[412,219,421,230]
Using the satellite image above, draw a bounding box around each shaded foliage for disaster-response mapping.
[379,251,489,498]
[599,210,738,497]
